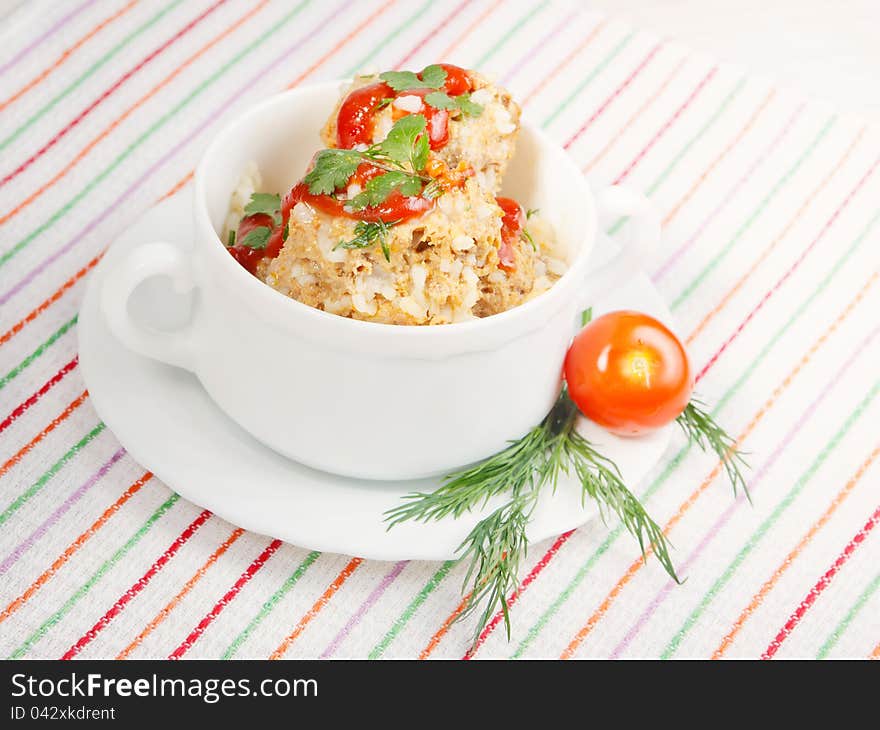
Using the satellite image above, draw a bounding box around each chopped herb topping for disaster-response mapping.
[238,226,272,250]
[226,229,236,247]
[422,179,443,199]
[418,63,448,89]
[303,115,439,214]
[385,388,680,649]
[243,192,282,224]
[379,63,447,92]
[373,113,429,172]
[303,149,362,195]
[424,90,483,117]
[349,171,423,210]
[335,219,400,262]
[372,96,395,112]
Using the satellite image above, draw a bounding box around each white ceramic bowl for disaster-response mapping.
[101,81,659,480]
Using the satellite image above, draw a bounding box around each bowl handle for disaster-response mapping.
[580,185,660,308]
[101,241,199,372]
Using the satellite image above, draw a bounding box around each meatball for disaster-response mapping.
[321,69,520,193]
[258,179,549,325]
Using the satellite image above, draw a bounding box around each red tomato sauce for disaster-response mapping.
[227,65,490,275]
[228,163,435,273]
[495,196,524,271]
[335,81,394,148]
[227,213,275,274]
[285,175,434,225]
[335,64,474,151]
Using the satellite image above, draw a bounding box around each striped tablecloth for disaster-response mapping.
[0,0,878,660]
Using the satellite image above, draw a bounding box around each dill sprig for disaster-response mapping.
[563,429,678,581]
[456,491,534,642]
[386,396,573,527]
[676,399,750,500]
[385,390,679,648]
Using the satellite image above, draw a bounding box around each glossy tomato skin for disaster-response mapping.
[564,310,693,436]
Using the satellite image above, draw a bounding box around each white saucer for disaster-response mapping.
[78,194,673,561]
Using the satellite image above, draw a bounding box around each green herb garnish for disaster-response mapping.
[238,226,272,250]
[526,208,539,219]
[422,179,443,200]
[424,90,483,117]
[304,116,433,204]
[454,93,483,117]
[301,116,440,259]
[243,192,282,225]
[301,112,456,257]
[374,113,430,172]
[418,63,448,88]
[303,149,363,195]
[676,400,750,500]
[335,219,399,262]
[226,229,236,247]
[386,389,679,648]
[520,227,536,250]
[385,306,748,650]
[379,63,447,92]
[372,96,395,112]
[349,171,423,210]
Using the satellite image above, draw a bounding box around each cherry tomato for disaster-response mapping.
[564,310,693,436]
[495,196,524,270]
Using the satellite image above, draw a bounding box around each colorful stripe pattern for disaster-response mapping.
[0,1,878,659]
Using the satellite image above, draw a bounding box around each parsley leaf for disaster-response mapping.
[379,64,447,92]
[378,70,421,91]
[373,114,429,172]
[303,149,362,195]
[238,226,272,250]
[455,92,483,117]
[335,219,399,261]
[296,112,441,221]
[418,64,447,88]
[349,171,422,210]
[423,91,457,110]
[424,91,483,117]
[243,192,281,220]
